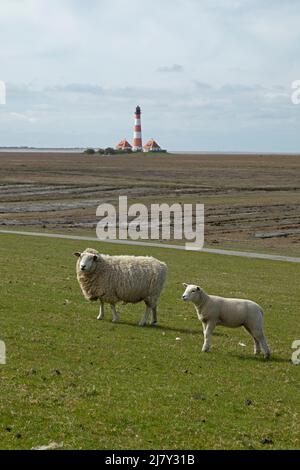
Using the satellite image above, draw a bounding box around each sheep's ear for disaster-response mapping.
[182,283,188,288]
[197,286,200,291]
[73,252,81,258]
[93,255,98,261]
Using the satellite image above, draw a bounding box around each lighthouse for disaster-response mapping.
[132,105,142,151]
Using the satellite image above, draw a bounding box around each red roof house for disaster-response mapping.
[143,139,161,152]
[116,139,132,151]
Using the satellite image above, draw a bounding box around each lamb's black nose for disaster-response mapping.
[81,265,86,271]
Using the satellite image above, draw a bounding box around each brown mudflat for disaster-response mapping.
[0,151,299,256]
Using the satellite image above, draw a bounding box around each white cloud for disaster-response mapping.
[0,0,300,150]
[9,112,37,123]
[157,64,184,73]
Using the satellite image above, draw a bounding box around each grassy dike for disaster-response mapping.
[0,233,299,449]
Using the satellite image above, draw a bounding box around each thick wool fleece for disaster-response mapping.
[76,248,167,307]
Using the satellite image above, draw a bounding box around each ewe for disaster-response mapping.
[74,248,167,326]
[182,283,270,359]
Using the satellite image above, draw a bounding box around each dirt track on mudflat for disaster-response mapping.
[0,151,299,255]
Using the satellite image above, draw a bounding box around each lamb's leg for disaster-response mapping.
[201,321,206,337]
[97,300,105,320]
[253,338,261,356]
[256,332,270,359]
[110,304,120,323]
[202,322,215,352]
[250,327,270,359]
[244,325,261,355]
[151,306,157,326]
[139,305,151,326]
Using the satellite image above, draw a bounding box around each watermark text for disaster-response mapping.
[0,81,6,105]
[291,340,300,365]
[291,80,300,105]
[0,341,6,365]
[96,196,204,250]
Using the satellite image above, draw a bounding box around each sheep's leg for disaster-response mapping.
[97,300,105,320]
[151,306,157,326]
[139,305,151,326]
[111,304,120,323]
[202,322,215,352]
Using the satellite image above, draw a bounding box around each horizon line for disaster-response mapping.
[0,147,300,155]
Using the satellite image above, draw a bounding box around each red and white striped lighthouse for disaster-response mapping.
[132,105,142,151]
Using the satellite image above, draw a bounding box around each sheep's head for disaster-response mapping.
[182,283,202,303]
[73,249,100,273]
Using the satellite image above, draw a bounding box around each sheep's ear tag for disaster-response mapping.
[73,252,81,258]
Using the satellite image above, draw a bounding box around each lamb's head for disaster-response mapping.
[182,283,202,303]
[73,248,101,273]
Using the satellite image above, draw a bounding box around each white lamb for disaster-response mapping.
[74,248,167,326]
[182,283,270,359]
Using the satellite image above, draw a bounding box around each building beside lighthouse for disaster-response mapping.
[116,139,132,152]
[143,138,162,152]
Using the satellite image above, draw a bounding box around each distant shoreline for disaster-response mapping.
[0,148,84,153]
[0,148,300,156]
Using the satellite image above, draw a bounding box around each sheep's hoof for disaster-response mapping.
[202,347,210,353]
[139,321,146,327]
[151,321,158,326]
[112,318,119,323]
[97,315,104,320]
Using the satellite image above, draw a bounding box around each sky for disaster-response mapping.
[0,0,300,151]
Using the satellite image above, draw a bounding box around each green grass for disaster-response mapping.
[0,233,299,450]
